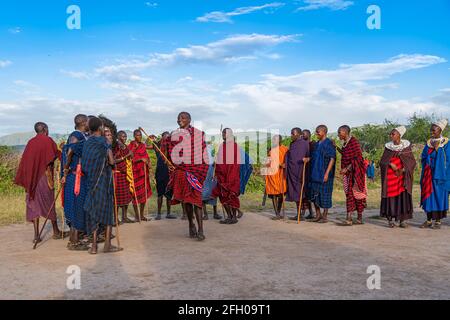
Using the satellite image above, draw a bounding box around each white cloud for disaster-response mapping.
[60,69,92,80]
[145,2,158,8]
[1,54,447,137]
[8,27,21,34]
[197,3,285,23]
[295,0,354,11]
[0,60,12,68]
[227,54,447,129]
[95,33,300,82]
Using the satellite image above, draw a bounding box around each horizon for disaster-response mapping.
[0,1,449,136]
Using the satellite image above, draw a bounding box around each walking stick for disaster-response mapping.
[144,162,150,219]
[297,162,307,225]
[138,127,175,170]
[112,171,121,249]
[280,166,287,221]
[33,185,63,250]
[131,161,142,224]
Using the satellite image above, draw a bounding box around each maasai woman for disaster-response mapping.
[337,125,367,226]
[265,135,288,220]
[15,122,65,244]
[420,119,450,229]
[113,131,134,224]
[380,126,417,228]
[213,128,242,225]
[128,130,153,222]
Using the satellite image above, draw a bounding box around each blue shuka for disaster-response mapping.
[82,136,114,235]
[61,131,88,232]
[420,139,450,217]
[239,147,253,195]
[309,138,336,209]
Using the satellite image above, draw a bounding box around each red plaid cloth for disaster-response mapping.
[128,141,152,204]
[113,146,132,206]
[421,148,434,203]
[341,137,367,214]
[167,126,209,207]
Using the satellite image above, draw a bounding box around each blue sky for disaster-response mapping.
[0,0,449,136]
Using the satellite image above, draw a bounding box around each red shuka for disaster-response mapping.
[15,134,59,200]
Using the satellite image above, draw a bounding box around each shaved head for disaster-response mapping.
[34,122,48,134]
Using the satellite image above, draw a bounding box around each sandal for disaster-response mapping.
[196,232,206,241]
[68,242,90,251]
[166,214,178,220]
[399,222,408,229]
[433,222,442,230]
[213,214,222,220]
[219,219,231,225]
[421,221,433,229]
[339,219,353,226]
[237,210,244,219]
[388,221,396,228]
[312,217,323,223]
[354,219,364,225]
[104,245,124,254]
[272,216,282,221]
[189,227,198,238]
[229,219,239,225]
[53,231,70,240]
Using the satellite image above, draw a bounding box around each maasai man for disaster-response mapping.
[128,130,153,222]
[82,117,122,254]
[213,128,242,225]
[15,122,65,244]
[310,125,336,223]
[113,131,134,224]
[61,114,90,251]
[168,112,209,241]
[337,125,367,226]
[302,129,316,220]
[155,132,176,220]
[420,119,450,229]
[202,142,221,220]
[286,128,310,221]
[265,135,288,220]
[380,126,417,228]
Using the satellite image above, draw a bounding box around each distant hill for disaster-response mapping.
[0,132,69,147]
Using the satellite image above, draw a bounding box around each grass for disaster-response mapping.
[0,184,423,227]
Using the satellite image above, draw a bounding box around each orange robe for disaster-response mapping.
[265,145,288,195]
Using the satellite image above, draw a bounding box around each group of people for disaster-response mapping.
[15,112,254,254]
[14,114,449,254]
[264,120,449,230]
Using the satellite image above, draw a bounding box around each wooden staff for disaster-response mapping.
[112,170,121,248]
[139,127,175,170]
[297,161,307,225]
[130,161,142,224]
[213,125,223,178]
[279,160,287,220]
[144,162,150,218]
[33,185,63,250]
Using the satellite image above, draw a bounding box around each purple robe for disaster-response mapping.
[26,174,56,222]
[285,139,310,202]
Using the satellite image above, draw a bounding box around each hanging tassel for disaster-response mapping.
[74,162,82,196]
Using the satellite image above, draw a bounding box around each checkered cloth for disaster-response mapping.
[82,136,114,235]
[113,145,132,206]
[128,141,152,204]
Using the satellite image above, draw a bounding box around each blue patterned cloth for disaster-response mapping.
[239,147,253,195]
[309,138,336,209]
[202,145,218,205]
[82,136,114,235]
[421,141,450,214]
[61,131,88,232]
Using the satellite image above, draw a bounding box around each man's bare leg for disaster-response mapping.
[213,205,221,220]
[89,229,98,255]
[33,219,41,243]
[140,203,148,221]
[312,205,323,223]
[185,204,197,238]
[156,196,163,220]
[202,203,209,220]
[194,206,205,241]
[104,226,123,253]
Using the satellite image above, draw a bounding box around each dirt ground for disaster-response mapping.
[0,208,449,300]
